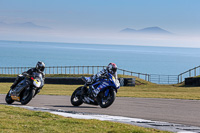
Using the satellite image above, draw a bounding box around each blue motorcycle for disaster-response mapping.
[71,73,120,108]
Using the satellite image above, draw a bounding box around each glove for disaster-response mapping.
[22,73,29,77]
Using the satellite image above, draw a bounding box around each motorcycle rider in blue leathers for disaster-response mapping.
[88,63,119,97]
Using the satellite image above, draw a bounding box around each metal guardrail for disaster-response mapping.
[0,66,106,75]
[117,68,150,82]
[149,74,178,84]
[0,66,150,81]
[0,66,178,84]
[1,65,200,84]
[178,65,200,83]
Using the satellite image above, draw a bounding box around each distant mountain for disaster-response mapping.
[120,28,137,33]
[0,22,51,30]
[120,27,172,35]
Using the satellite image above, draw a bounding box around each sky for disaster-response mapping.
[0,0,200,47]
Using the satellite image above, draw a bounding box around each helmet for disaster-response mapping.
[107,63,117,74]
[36,61,45,72]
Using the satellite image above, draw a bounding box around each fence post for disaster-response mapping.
[194,68,196,77]
[138,73,140,78]
[178,75,179,83]
[177,76,179,84]
[87,66,89,74]
[148,75,150,82]
[181,75,182,83]
[78,66,79,74]
[168,75,169,84]
[45,67,48,74]
[189,70,191,77]
[65,66,67,74]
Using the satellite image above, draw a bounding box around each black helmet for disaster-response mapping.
[107,63,117,74]
[36,61,45,72]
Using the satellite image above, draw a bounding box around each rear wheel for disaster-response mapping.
[71,87,83,106]
[5,89,14,104]
[21,88,35,105]
[98,89,116,108]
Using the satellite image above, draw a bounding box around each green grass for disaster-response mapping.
[1,82,200,100]
[118,84,200,100]
[0,105,169,133]
[1,74,200,100]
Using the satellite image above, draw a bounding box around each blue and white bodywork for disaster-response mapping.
[71,73,120,108]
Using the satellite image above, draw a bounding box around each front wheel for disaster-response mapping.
[71,87,83,106]
[5,89,14,104]
[21,88,35,105]
[98,89,116,108]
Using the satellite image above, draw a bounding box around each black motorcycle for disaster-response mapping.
[5,72,44,105]
[71,73,120,108]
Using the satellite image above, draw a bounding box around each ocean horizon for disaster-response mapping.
[0,40,200,75]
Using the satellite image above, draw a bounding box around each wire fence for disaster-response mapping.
[0,65,179,84]
[0,66,106,75]
[178,65,200,83]
[149,74,178,84]
[1,65,200,84]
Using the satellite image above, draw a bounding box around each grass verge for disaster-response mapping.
[1,82,200,100]
[0,105,169,133]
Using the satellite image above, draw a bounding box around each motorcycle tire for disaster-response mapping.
[21,88,35,105]
[71,87,83,106]
[98,89,116,108]
[5,90,14,104]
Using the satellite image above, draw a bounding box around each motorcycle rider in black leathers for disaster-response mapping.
[10,61,45,90]
[88,63,119,97]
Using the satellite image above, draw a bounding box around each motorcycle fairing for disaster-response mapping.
[11,79,29,96]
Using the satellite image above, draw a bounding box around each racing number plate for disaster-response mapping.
[11,95,20,101]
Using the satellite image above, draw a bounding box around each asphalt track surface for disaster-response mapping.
[0,94,200,127]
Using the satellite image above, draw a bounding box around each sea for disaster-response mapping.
[0,40,200,75]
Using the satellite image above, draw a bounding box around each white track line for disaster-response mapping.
[11,105,200,133]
